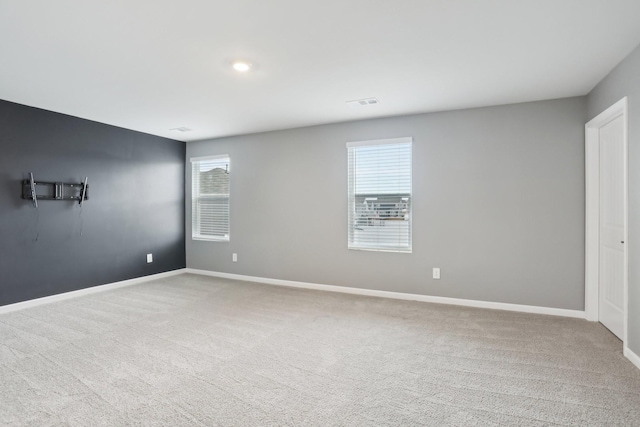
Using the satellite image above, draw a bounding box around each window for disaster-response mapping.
[191,155,230,241]
[347,137,412,252]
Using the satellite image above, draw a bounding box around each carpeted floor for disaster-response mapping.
[0,274,639,426]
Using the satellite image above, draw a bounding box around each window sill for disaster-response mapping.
[348,246,412,254]
[192,236,229,242]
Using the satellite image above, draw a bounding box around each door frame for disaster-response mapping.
[585,96,628,345]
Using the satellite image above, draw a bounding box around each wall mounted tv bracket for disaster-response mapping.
[22,173,89,208]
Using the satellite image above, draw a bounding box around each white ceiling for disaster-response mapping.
[1,0,640,142]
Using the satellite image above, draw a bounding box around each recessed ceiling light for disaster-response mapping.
[232,61,251,72]
[169,127,192,132]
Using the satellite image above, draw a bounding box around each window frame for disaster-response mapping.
[347,137,413,253]
[190,154,231,242]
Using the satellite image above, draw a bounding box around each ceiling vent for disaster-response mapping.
[347,97,379,107]
[169,127,193,132]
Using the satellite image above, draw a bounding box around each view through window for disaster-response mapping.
[191,155,230,241]
[347,138,412,252]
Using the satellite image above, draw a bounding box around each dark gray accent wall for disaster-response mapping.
[187,97,587,310]
[0,99,185,306]
[588,43,640,355]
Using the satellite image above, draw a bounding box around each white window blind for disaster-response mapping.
[347,137,412,252]
[191,155,230,241]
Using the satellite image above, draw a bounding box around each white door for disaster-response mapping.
[599,114,625,339]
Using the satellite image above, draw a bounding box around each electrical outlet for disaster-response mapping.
[147,253,153,263]
[232,253,238,262]
[432,267,440,279]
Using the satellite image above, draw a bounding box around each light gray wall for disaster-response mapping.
[588,43,640,355]
[187,97,587,310]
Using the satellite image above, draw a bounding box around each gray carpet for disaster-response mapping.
[0,274,639,426]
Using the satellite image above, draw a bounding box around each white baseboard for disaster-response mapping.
[0,269,187,315]
[185,268,586,319]
[624,346,640,370]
